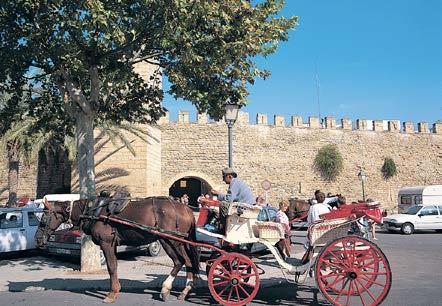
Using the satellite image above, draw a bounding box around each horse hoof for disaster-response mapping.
[160,290,170,302]
[177,292,187,301]
[103,296,115,304]
[103,292,118,304]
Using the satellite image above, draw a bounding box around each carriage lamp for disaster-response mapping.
[224,98,240,168]
[358,167,366,202]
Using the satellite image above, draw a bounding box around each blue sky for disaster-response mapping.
[163,0,442,126]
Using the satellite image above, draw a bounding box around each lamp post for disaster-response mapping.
[358,167,366,202]
[224,98,240,168]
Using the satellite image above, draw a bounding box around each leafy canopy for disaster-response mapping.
[0,0,298,122]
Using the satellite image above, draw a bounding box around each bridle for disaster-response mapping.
[38,201,73,245]
[288,200,310,224]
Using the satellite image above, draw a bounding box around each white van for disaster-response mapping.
[0,207,44,253]
[397,185,442,213]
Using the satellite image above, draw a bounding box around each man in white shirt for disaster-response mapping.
[307,192,332,225]
[304,192,332,250]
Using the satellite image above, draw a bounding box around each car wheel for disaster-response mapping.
[401,223,414,235]
[146,241,161,257]
[100,250,106,266]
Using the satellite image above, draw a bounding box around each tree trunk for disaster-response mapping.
[7,141,20,207]
[75,111,102,272]
[75,111,96,198]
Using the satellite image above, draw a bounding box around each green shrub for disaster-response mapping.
[314,144,343,181]
[382,158,397,179]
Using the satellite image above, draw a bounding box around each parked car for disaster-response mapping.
[0,207,43,253]
[46,227,162,264]
[383,204,442,234]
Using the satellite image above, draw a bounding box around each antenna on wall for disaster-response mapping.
[315,61,321,125]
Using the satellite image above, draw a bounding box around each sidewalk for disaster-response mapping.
[0,250,313,293]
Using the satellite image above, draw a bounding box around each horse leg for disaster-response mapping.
[176,242,194,300]
[177,268,195,301]
[100,242,121,303]
[159,240,184,301]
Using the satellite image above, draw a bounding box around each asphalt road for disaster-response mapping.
[0,229,441,306]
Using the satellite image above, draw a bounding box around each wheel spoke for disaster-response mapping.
[323,275,345,290]
[218,265,230,276]
[323,260,349,271]
[238,283,251,297]
[226,286,234,302]
[213,272,230,280]
[239,264,251,274]
[345,280,353,306]
[241,273,256,280]
[333,277,350,303]
[234,286,241,302]
[355,278,377,301]
[213,280,229,287]
[228,258,234,272]
[359,273,386,287]
[217,284,230,297]
[353,280,367,306]
[321,272,346,278]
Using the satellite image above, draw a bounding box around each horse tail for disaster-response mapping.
[186,218,200,276]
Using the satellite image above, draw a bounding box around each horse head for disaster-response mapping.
[286,198,310,221]
[35,200,85,249]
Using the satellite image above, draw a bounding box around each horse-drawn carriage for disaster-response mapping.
[36,194,392,306]
[196,199,391,306]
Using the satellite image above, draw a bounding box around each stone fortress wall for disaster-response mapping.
[1,108,441,210]
[158,111,442,209]
[1,58,440,210]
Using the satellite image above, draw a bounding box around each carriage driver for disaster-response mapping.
[211,168,255,233]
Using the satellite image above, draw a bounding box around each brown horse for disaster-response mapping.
[286,198,310,221]
[35,195,199,303]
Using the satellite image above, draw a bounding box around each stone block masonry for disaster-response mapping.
[160,111,442,209]
[0,110,440,211]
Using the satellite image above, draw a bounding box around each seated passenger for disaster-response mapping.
[307,192,332,225]
[304,192,332,249]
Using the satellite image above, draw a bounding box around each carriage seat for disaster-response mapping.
[227,202,262,219]
[254,221,285,243]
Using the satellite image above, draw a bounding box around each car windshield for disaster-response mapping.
[406,205,422,215]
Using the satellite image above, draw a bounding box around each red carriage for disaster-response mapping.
[194,199,392,306]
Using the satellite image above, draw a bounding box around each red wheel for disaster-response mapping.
[315,236,391,306]
[208,253,260,306]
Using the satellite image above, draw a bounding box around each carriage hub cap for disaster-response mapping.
[347,271,357,279]
[231,278,239,285]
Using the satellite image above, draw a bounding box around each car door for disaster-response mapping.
[437,206,442,229]
[26,211,40,249]
[0,211,26,252]
[417,206,439,230]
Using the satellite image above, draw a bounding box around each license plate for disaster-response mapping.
[55,248,71,255]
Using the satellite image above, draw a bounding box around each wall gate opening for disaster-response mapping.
[169,177,212,208]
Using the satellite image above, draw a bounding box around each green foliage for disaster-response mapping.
[0,0,298,122]
[381,158,397,179]
[0,0,297,197]
[314,144,344,181]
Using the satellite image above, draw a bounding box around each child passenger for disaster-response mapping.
[276,200,291,259]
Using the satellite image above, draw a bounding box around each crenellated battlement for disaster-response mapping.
[158,110,442,134]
